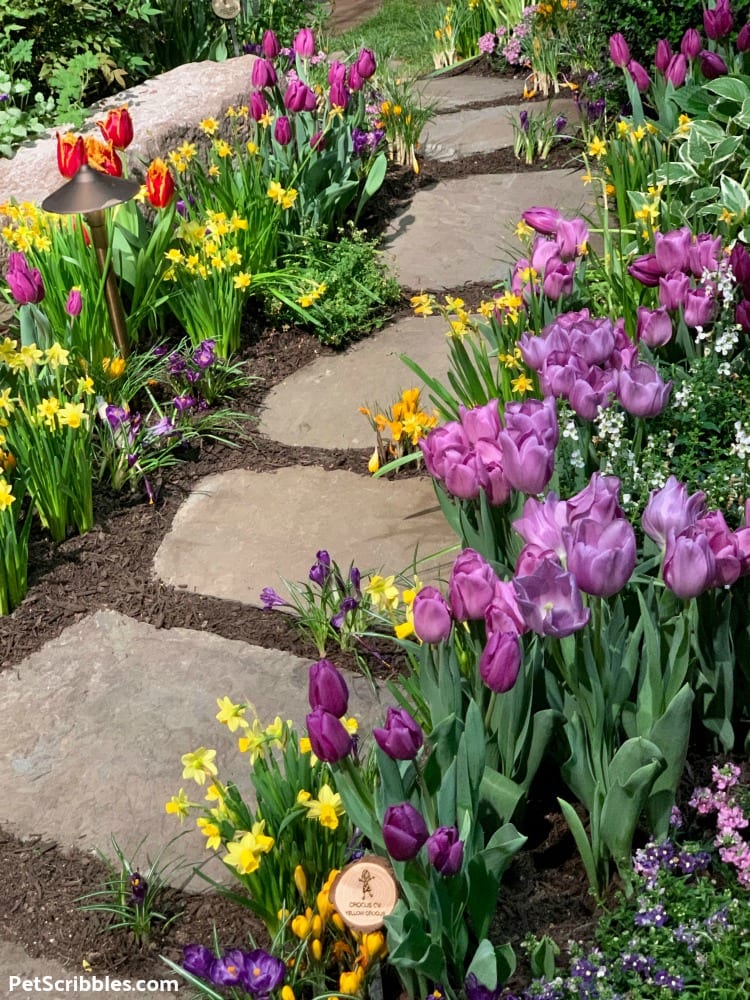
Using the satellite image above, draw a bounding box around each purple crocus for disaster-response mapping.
[241,949,286,998]
[210,951,247,986]
[308,658,349,717]
[305,707,352,762]
[373,707,424,760]
[382,803,428,861]
[309,549,331,586]
[173,394,195,412]
[182,944,214,979]
[427,826,464,876]
[5,252,44,304]
[259,586,288,610]
[192,339,216,369]
[513,558,591,638]
[465,973,502,1000]
[129,872,147,904]
[519,109,530,133]
[412,586,453,643]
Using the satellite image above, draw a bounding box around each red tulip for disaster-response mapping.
[84,137,123,177]
[145,158,175,208]
[97,105,134,149]
[56,132,87,178]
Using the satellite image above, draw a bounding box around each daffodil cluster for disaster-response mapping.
[359,387,438,474]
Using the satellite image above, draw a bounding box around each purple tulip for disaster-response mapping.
[566,472,624,526]
[65,286,82,317]
[654,227,691,274]
[5,251,44,304]
[698,511,742,586]
[665,53,688,87]
[642,476,707,549]
[284,79,317,112]
[617,362,672,417]
[261,29,280,58]
[637,306,673,347]
[412,586,453,643]
[329,80,349,109]
[427,826,464,876]
[663,526,717,599]
[249,91,268,121]
[659,271,691,311]
[347,63,364,91]
[241,949,286,996]
[293,28,315,57]
[700,50,729,78]
[654,39,673,73]
[513,492,568,559]
[738,23,750,50]
[499,398,558,495]
[683,288,717,328]
[564,517,636,597]
[355,47,377,78]
[274,115,292,145]
[609,32,631,68]
[328,59,347,84]
[521,206,562,236]
[485,580,527,634]
[730,243,750,294]
[688,232,722,277]
[305,707,352,762]
[704,0,734,40]
[628,253,663,287]
[474,439,511,505]
[251,58,277,88]
[373,706,424,760]
[449,548,499,621]
[513,558,591,638]
[542,258,576,300]
[382,803,428,861]
[459,399,501,444]
[308,658,349,717]
[555,217,589,261]
[183,944,214,979]
[310,130,325,151]
[627,59,651,92]
[568,368,616,420]
[736,299,750,330]
[480,630,522,692]
[681,27,703,58]
[210,951,246,986]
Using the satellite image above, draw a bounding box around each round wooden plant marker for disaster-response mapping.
[329,856,399,932]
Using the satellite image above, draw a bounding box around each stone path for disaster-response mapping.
[1,41,592,995]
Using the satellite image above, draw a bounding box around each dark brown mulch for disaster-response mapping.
[0,105,590,993]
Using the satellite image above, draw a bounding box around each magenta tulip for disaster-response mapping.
[697,511,742,587]
[284,79,316,112]
[274,115,292,145]
[251,58,277,88]
[700,50,729,78]
[427,826,464,876]
[683,288,716,328]
[637,306,673,347]
[261,29,280,58]
[449,548,499,621]
[641,476,706,549]
[704,0,734,40]
[5,252,44,304]
[412,586,453,643]
[355,47,377,78]
[328,60,347,84]
[479,630,522,692]
[329,80,349,109]
[373,706,424,760]
[249,91,268,121]
[521,206,562,236]
[628,253,663,287]
[617,362,672,417]
[665,53,687,87]
[654,227,692,274]
[65,286,82,317]
[654,39,673,73]
[627,59,651,91]
[738,23,750,50]
[293,28,315,57]
[681,27,703,58]
[609,32,631,67]
[347,64,364,92]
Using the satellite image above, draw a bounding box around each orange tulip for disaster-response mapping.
[97,105,134,149]
[56,132,87,178]
[145,158,175,208]
[84,137,123,177]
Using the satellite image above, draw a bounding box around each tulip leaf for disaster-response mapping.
[479,769,525,824]
[385,906,445,979]
[600,737,665,869]
[558,797,600,896]
[437,757,458,826]
[466,938,499,990]
[645,684,694,836]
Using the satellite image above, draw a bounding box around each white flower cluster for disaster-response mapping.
[673,383,693,410]
[730,420,750,462]
[715,324,741,357]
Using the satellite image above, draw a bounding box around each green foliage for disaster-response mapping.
[292,226,401,346]
[329,0,445,77]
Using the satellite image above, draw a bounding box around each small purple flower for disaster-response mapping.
[331,596,359,630]
[173,394,196,412]
[309,550,331,586]
[105,404,129,430]
[152,344,169,357]
[241,948,286,997]
[193,339,216,369]
[259,586,288,610]
[634,904,668,927]
[519,109,529,133]
[167,353,187,376]
[464,973,501,1000]
[182,944,214,979]
[147,415,176,438]
[210,950,246,986]
[65,286,82,317]
[129,872,147,904]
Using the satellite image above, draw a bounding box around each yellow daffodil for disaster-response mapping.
[165,788,192,821]
[587,136,607,159]
[197,816,222,851]
[56,401,86,429]
[214,139,233,158]
[259,111,275,128]
[281,188,298,210]
[720,207,735,224]
[216,696,248,732]
[238,719,267,763]
[76,376,95,396]
[514,220,534,240]
[224,247,242,267]
[234,271,252,290]
[267,180,284,204]
[181,746,218,785]
[0,388,15,414]
[300,783,345,830]
[410,292,434,317]
[246,140,259,155]
[224,836,261,874]
[36,396,60,429]
[199,117,219,135]
[511,372,535,394]
[0,478,14,511]
[365,574,400,612]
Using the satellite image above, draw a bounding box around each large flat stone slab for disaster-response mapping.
[260,314,450,448]
[0,611,379,873]
[385,170,593,289]
[416,74,523,111]
[422,100,574,160]
[154,467,457,603]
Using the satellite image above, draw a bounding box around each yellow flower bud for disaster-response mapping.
[311,938,323,961]
[340,968,365,994]
[311,914,323,938]
[332,912,346,933]
[294,864,307,897]
[361,930,387,964]
[291,914,310,939]
[282,987,295,1000]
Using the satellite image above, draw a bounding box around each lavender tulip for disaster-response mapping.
[618,363,671,417]
[251,58,277,88]
[444,452,481,500]
[654,39,673,73]
[513,559,590,638]
[412,586,453,643]
[274,115,292,145]
[480,630,522,692]
[382,803,428,861]
[543,259,576,300]
[306,707,352,762]
[427,826,464,876]
[515,542,558,576]
[211,951,246,986]
[700,50,728,78]
[637,306,673,348]
[659,272,691,311]
[373,706,424,760]
[459,399,501,444]
[249,91,268,121]
[683,288,716,328]
[241,949,286,996]
[183,944,214,979]
[355,47,377,78]
[6,251,44,304]
[681,27,703,58]
[665,53,687,87]
[293,27,315,57]
[555,217,589,261]
[627,59,651,92]
[689,232,722,277]
[521,206,562,235]
[663,526,717,599]
[654,227,691,274]
[564,517,636,597]
[642,476,706,549]
[697,511,742,586]
[569,369,617,420]
[513,492,568,558]
[499,416,557,496]
[308,658,349,717]
[419,421,470,480]
[628,253,662,287]
[704,0,734,40]
[261,29,280,58]
[567,472,624,525]
[449,549,499,620]
[609,32,631,67]
[474,439,511,505]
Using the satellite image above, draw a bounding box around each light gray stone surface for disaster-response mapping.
[422,99,574,161]
[384,169,592,289]
[0,611,380,873]
[154,467,457,603]
[416,75,524,111]
[260,314,450,448]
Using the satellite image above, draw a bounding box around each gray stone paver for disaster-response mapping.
[384,169,593,290]
[259,314,450,448]
[0,611,380,874]
[422,99,575,161]
[415,75,524,111]
[154,467,457,604]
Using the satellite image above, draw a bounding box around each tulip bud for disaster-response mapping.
[328,60,347,85]
[654,39,673,73]
[274,115,292,145]
[261,29,280,58]
[145,158,175,208]
[329,80,349,109]
[293,27,315,57]
[305,707,352,763]
[97,105,134,149]
[355,47,377,78]
[738,23,750,50]
[284,80,316,113]
[372,706,424,760]
[449,548,498,621]
[5,251,45,305]
[665,53,687,87]
[56,131,87,178]
[65,286,83,318]
[251,58,277,88]
[609,32,631,67]
[347,63,364,92]
[704,0,734,40]
[250,90,269,121]
[426,826,464,876]
[681,27,703,58]
[521,205,562,235]
[636,306,672,347]
[479,630,522,692]
[308,659,349,717]
[382,803,428,861]
[310,130,326,151]
[700,49,729,78]
[412,586,452,642]
[663,526,716,599]
[627,59,651,92]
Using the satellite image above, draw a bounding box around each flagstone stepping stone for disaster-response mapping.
[422,99,575,161]
[384,169,593,290]
[0,611,380,875]
[259,313,450,448]
[154,467,457,604]
[416,75,525,112]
